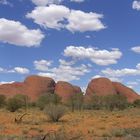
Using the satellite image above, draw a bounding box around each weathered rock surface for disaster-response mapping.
[55,81,82,102]
[86,78,117,96]
[0,75,139,102]
[86,77,140,102]
[0,75,56,101]
[113,82,140,102]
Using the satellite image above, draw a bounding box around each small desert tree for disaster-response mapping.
[84,94,104,110]
[68,93,84,112]
[6,94,29,112]
[37,93,61,110]
[45,104,67,122]
[0,94,6,108]
[7,96,23,112]
[13,94,29,111]
[104,94,128,111]
[133,99,140,108]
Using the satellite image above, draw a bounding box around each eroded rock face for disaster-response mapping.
[86,77,140,102]
[0,75,56,101]
[86,78,117,96]
[113,82,140,102]
[73,86,82,94]
[0,82,25,97]
[55,81,82,102]
[24,75,56,100]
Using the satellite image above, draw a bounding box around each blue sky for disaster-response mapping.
[0,0,140,93]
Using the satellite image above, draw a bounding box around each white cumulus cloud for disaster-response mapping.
[0,66,30,74]
[102,64,140,77]
[35,59,90,81]
[34,59,52,71]
[64,46,122,66]
[132,1,140,10]
[13,67,30,74]
[26,5,106,32]
[131,46,140,53]
[31,0,63,6]
[0,18,44,47]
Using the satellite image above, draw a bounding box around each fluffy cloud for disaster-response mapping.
[35,59,90,81]
[13,67,30,74]
[0,66,30,74]
[102,64,140,77]
[64,46,122,66]
[34,59,52,71]
[66,10,105,32]
[26,5,70,30]
[31,0,63,6]
[71,0,85,2]
[131,46,140,53]
[132,1,140,10]
[0,18,44,47]
[26,5,105,32]
[0,81,15,85]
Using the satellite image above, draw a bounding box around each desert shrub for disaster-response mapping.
[84,94,104,110]
[37,93,61,110]
[111,128,140,138]
[13,94,29,110]
[133,99,140,108]
[43,128,83,140]
[45,104,67,122]
[6,95,27,112]
[68,93,84,112]
[104,94,128,111]
[0,94,6,108]
[111,129,126,137]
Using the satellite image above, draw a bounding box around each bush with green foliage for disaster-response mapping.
[133,99,140,108]
[0,95,6,108]
[84,94,128,111]
[13,94,29,110]
[68,93,84,112]
[45,104,67,122]
[85,94,105,110]
[104,94,128,111]
[6,94,29,112]
[37,93,61,110]
[84,94,104,110]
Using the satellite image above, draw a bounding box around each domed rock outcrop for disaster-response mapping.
[73,86,82,94]
[86,78,117,96]
[55,81,82,102]
[23,75,56,100]
[0,82,25,97]
[113,82,140,102]
[86,77,140,102]
[0,75,56,101]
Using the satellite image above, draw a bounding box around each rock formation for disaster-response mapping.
[0,75,56,101]
[86,77,140,102]
[0,75,139,102]
[55,81,82,102]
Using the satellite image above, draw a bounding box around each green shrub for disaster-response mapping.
[84,94,128,111]
[84,94,104,110]
[45,104,67,122]
[104,94,128,111]
[133,99,140,108]
[68,93,84,112]
[37,93,61,110]
[6,94,27,112]
[13,94,29,110]
[0,95,6,108]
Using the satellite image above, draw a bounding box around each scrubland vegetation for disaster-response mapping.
[0,93,140,139]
